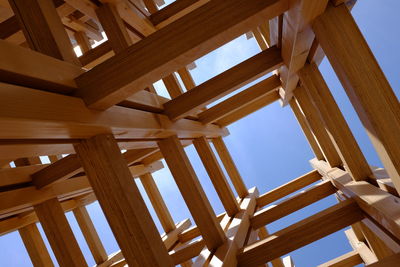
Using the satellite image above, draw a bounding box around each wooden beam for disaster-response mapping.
[311,159,400,241]
[170,239,206,265]
[193,136,239,216]
[257,169,321,207]
[237,199,364,266]
[0,83,226,140]
[318,250,363,267]
[74,134,173,267]
[162,218,192,250]
[177,67,196,90]
[73,206,108,264]
[313,3,400,194]
[289,98,325,160]
[74,0,288,109]
[211,137,248,198]
[164,47,282,120]
[78,41,113,67]
[139,172,176,233]
[9,0,79,65]
[19,223,54,267]
[34,198,87,267]
[366,253,400,267]
[216,90,280,126]
[163,73,185,99]
[198,75,281,124]
[299,63,372,181]
[74,31,92,54]
[150,0,201,25]
[252,180,337,229]
[294,86,342,167]
[158,135,226,249]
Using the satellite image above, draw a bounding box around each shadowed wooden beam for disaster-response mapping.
[34,198,88,267]
[237,199,364,266]
[366,253,400,267]
[193,136,239,216]
[313,3,400,194]
[164,47,283,120]
[257,169,321,207]
[74,0,288,109]
[198,75,281,124]
[9,0,80,65]
[75,134,173,267]
[252,180,337,229]
[158,135,226,250]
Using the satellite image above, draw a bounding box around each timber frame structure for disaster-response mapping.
[0,0,399,266]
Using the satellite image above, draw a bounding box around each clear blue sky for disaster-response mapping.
[1,0,399,266]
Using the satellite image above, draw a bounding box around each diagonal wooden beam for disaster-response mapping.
[237,199,364,266]
[198,75,281,124]
[164,47,282,120]
[74,0,288,109]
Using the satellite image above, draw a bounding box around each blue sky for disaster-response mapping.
[1,0,399,266]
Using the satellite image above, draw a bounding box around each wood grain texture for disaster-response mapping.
[158,135,226,249]
[74,134,173,267]
[318,250,363,267]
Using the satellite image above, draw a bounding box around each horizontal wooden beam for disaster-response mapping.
[318,250,363,267]
[170,239,205,264]
[198,75,281,124]
[256,169,321,207]
[150,0,202,26]
[164,47,282,120]
[251,180,337,229]
[74,0,288,109]
[238,199,364,266]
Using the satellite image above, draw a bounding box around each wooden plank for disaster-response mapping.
[216,90,280,126]
[299,63,371,181]
[64,0,99,21]
[311,159,400,241]
[237,199,364,266]
[198,75,281,124]
[158,135,226,249]
[164,47,282,120]
[193,136,239,216]
[313,3,400,194]
[74,0,288,109]
[289,98,325,160]
[252,180,337,229]
[345,228,378,265]
[19,223,54,267]
[73,206,108,264]
[163,73,185,98]
[9,0,79,65]
[34,198,87,267]
[366,253,400,267]
[119,90,168,113]
[139,172,176,233]
[294,86,342,167]
[177,67,196,90]
[162,219,192,250]
[0,83,226,140]
[74,134,173,267]
[257,169,321,207]
[0,164,48,187]
[170,239,206,265]
[150,0,202,25]
[318,250,363,267]
[74,31,92,53]
[212,137,248,198]
[78,41,113,67]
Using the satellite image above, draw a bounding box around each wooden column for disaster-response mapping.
[74,31,91,54]
[289,98,325,161]
[211,137,248,198]
[293,87,342,168]
[139,172,176,233]
[73,206,108,265]
[9,0,79,65]
[299,63,372,181]
[313,3,400,193]
[158,135,226,250]
[193,136,239,216]
[74,134,173,267]
[19,223,54,267]
[34,198,87,267]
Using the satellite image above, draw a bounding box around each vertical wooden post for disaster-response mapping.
[193,136,239,216]
[298,63,372,181]
[74,134,173,267]
[73,206,108,265]
[9,0,79,65]
[293,87,342,168]
[34,198,87,267]
[158,135,226,250]
[74,31,91,54]
[289,98,325,161]
[139,172,176,233]
[211,137,248,198]
[19,223,54,267]
[313,3,400,193]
